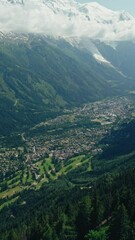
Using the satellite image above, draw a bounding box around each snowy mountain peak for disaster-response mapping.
[0,0,134,41]
[119,11,133,21]
[82,1,114,11]
[0,0,23,3]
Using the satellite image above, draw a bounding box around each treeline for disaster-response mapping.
[100,120,135,159]
[0,168,135,240]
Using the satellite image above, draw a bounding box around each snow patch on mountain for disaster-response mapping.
[93,53,109,64]
[64,36,112,65]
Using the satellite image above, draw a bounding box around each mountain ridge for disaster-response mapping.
[0,0,134,41]
[0,34,132,136]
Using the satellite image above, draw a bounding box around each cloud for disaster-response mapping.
[0,1,68,35]
[0,0,135,41]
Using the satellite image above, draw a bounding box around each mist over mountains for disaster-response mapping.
[0,0,135,41]
[0,0,135,135]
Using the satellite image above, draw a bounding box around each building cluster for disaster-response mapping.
[0,95,134,176]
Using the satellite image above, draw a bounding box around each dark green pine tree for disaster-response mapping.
[8,229,19,240]
[55,212,67,240]
[42,215,58,240]
[43,223,54,240]
[76,195,92,240]
[109,204,133,240]
[90,190,104,229]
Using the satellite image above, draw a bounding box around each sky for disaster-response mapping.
[78,0,135,16]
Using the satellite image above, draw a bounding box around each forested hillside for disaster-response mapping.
[0,165,134,239]
[0,120,135,240]
[0,35,130,135]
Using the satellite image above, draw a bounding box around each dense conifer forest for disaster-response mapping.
[0,167,135,240]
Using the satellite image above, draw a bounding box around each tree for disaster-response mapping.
[55,212,67,240]
[76,196,92,240]
[109,204,133,240]
[90,191,104,229]
[85,227,108,240]
[43,223,53,240]
[8,229,19,240]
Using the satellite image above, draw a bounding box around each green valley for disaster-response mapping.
[0,34,135,240]
[0,34,132,136]
[0,93,135,239]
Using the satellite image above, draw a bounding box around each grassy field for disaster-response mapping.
[0,154,92,210]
